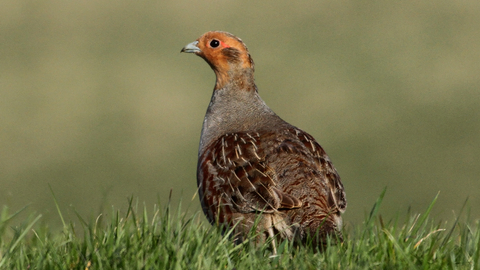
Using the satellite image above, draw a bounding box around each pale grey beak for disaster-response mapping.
[181,41,201,53]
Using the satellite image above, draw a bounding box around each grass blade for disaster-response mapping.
[48,184,66,228]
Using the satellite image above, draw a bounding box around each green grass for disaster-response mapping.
[0,191,479,269]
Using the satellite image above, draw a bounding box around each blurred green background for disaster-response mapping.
[1,0,479,227]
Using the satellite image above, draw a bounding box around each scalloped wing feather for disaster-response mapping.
[197,128,346,228]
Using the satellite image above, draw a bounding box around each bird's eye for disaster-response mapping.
[210,39,220,48]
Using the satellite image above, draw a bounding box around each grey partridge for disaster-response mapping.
[181,31,346,251]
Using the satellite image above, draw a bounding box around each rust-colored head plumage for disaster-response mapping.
[181,31,255,89]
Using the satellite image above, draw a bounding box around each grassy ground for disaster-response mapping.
[0,191,479,269]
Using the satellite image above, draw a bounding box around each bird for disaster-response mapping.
[181,31,346,252]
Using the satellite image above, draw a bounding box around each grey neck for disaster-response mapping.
[198,85,286,155]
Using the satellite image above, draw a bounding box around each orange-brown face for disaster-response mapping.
[181,31,254,75]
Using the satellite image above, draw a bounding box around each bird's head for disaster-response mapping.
[182,31,255,90]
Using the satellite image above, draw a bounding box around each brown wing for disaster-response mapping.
[286,128,347,213]
[197,128,346,230]
[197,132,302,225]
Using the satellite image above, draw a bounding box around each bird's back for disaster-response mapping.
[197,112,346,246]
